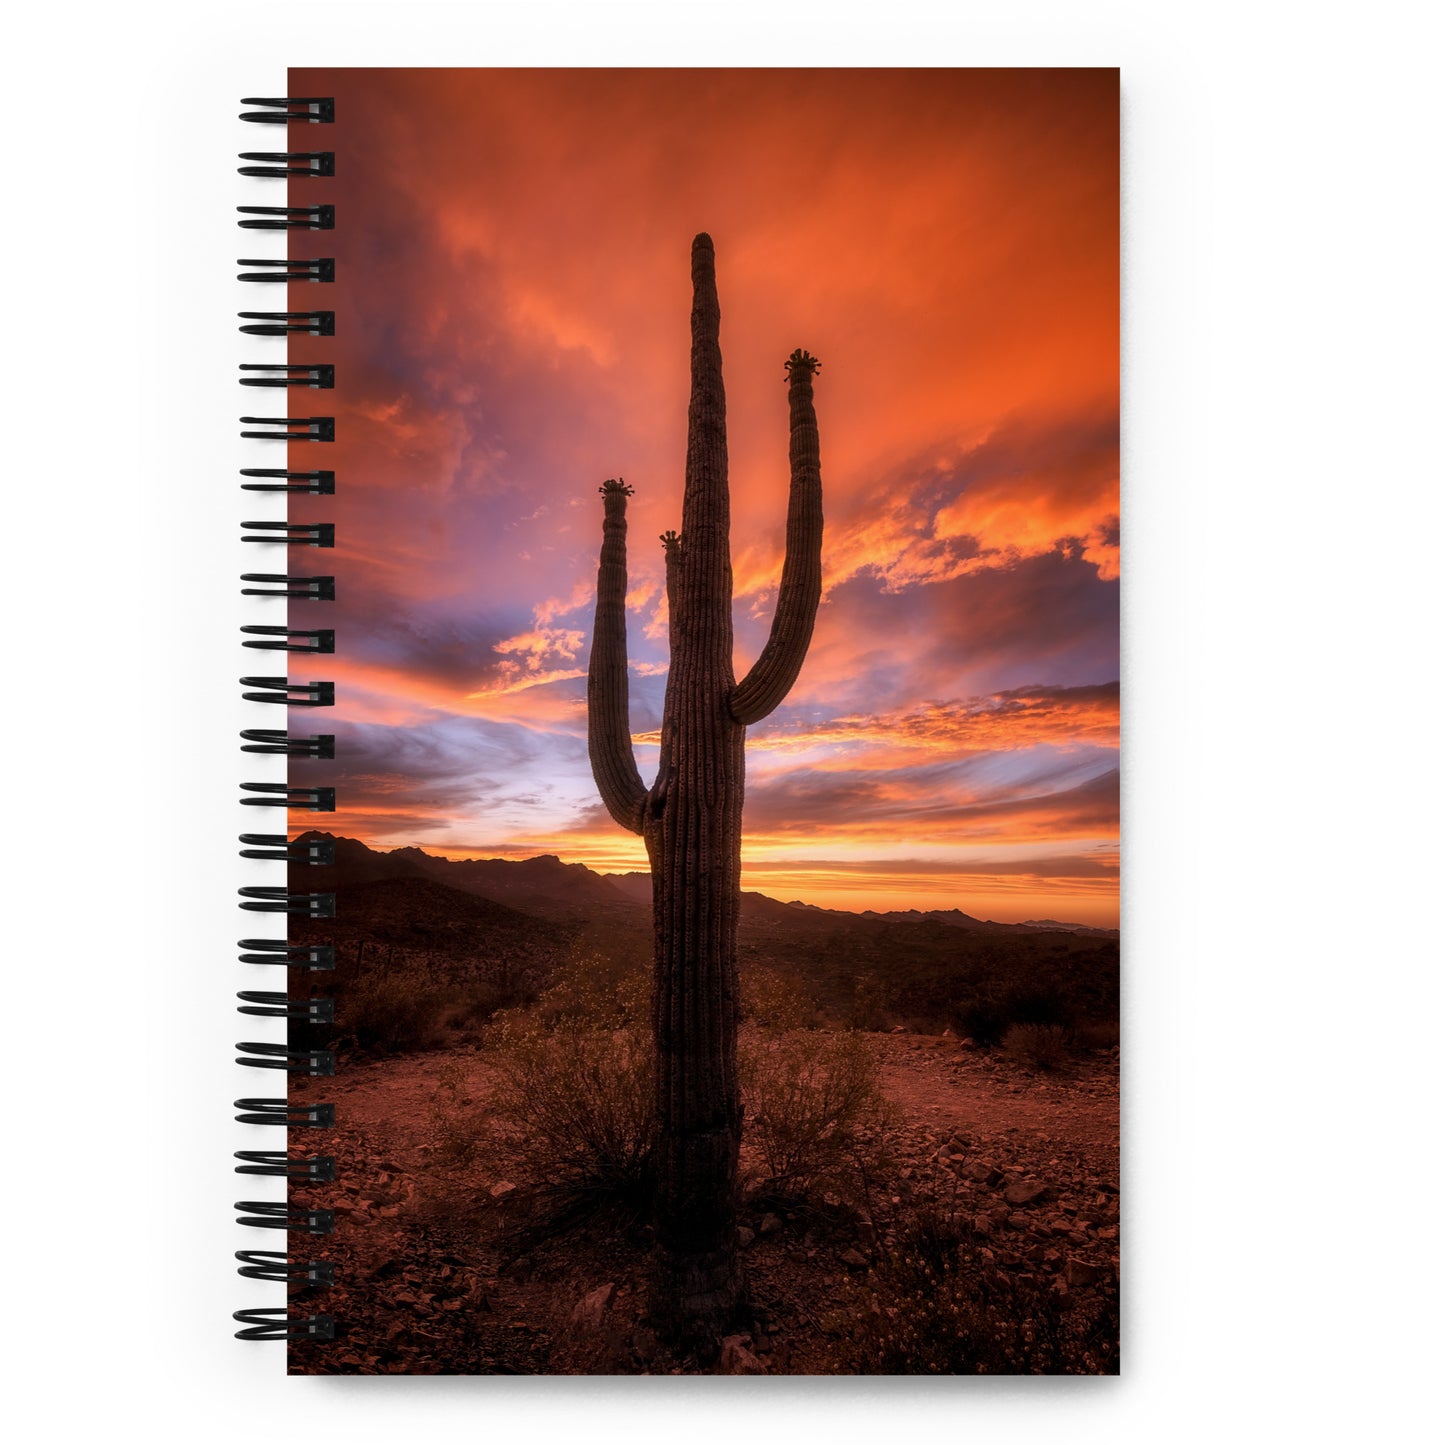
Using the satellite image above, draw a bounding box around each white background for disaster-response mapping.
[4,0,1440,1439]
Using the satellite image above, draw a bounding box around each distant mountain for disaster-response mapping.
[858,906,994,930]
[298,832,640,924]
[291,836,1118,1033]
[1019,918,1121,939]
[296,834,1115,939]
[605,871,653,905]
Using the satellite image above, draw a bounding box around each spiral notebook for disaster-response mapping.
[232,67,1121,1374]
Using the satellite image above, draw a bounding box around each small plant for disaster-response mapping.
[487,1015,656,1208]
[1001,1021,1073,1071]
[342,971,446,1053]
[1072,1019,1121,1052]
[531,951,649,1030]
[739,1028,890,1196]
[741,968,811,1032]
[428,1057,489,1164]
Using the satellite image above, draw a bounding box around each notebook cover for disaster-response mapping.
[286,66,1120,1376]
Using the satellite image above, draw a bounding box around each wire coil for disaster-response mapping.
[237,152,335,179]
[238,938,336,970]
[236,1042,336,1076]
[239,415,335,441]
[237,887,336,918]
[240,574,336,600]
[236,992,335,1024]
[236,88,340,1347]
[239,783,336,810]
[237,257,335,284]
[233,1309,335,1342]
[235,1152,336,1181]
[240,469,335,494]
[237,205,335,231]
[234,1098,334,1128]
[240,363,335,389]
[241,521,334,547]
[236,1252,337,1286]
[239,731,336,758]
[238,311,335,337]
[240,97,335,124]
[238,832,336,862]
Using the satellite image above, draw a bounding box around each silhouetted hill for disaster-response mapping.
[293,836,1119,1036]
[291,875,576,981]
[298,832,639,924]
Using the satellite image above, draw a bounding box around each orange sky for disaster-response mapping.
[289,68,1119,925]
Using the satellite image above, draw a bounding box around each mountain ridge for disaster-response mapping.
[295,834,1116,937]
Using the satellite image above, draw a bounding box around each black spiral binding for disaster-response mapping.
[236,95,338,1344]
[237,1253,337,1285]
[240,574,336,600]
[238,312,335,337]
[238,206,335,231]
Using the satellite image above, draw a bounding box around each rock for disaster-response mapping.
[759,1213,782,1236]
[570,1282,616,1332]
[890,1025,907,1034]
[1065,1257,1111,1289]
[737,1226,756,1249]
[720,1335,767,1375]
[840,1247,870,1270]
[942,1028,957,1039]
[971,1212,993,1236]
[489,1181,517,1199]
[958,1037,978,1049]
[963,1161,1000,1184]
[1007,1212,1033,1231]
[1003,1180,1052,1207]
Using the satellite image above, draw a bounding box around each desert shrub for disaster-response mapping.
[1072,1018,1121,1051]
[740,1028,890,1195]
[842,1204,1118,1375]
[428,1057,490,1164]
[531,950,649,1030]
[741,968,811,1032]
[488,1015,655,1206]
[342,971,447,1053]
[1001,1021,1072,1071]
[956,982,1073,1047]
[848,973,890,1031]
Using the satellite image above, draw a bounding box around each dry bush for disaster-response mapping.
[487,1014,655,1206]
[531,950,649,1030]
[1000,1022,1073,1071]
[343,971,447,1053]
[741,968,811,1031]
[1072,1019,1121,1052]
[427,1057,490,1165]
[739,1028,890,1196]
[842,1204,1118,1375]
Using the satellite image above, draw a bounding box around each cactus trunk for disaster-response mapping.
[587,233,823,1345]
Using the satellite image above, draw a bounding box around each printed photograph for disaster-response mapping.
[284,67,1120,1374]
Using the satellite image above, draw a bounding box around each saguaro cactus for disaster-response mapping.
[587,233,823,1341]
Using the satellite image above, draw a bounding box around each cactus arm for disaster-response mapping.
[728,349,823,725]
[586,478,648,834]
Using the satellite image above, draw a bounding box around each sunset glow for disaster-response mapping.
[289,68,1120,925]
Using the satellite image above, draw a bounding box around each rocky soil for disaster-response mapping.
[288,1030,1119,1375]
